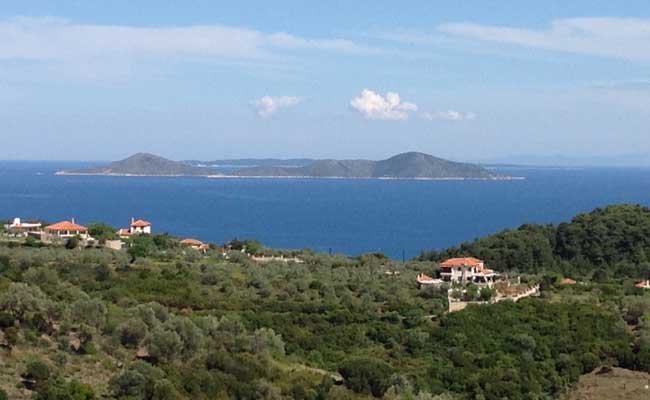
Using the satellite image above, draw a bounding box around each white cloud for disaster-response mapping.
[251,96,302,117]
[438,17,650,61]
[0,16,371,65]
[350,89,418,120]
[421,110,476,121]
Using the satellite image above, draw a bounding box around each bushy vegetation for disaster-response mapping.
[420,205,650,278]
[2,204,650,399]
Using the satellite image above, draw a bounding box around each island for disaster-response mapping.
[58,151,513,180]
[234,152,503,179]
[56,153,212,177]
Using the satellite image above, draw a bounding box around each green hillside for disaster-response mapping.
[420,204,650,278]
[2,205,650,399]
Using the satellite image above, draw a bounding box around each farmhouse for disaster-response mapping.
[117,218,152,238]
[439,257,499,286]
[44,219,88,238]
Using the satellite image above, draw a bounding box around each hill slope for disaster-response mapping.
[236,152,499,179]
[420,204,650,276]
[185,158,315,168]
[58,153,212,176]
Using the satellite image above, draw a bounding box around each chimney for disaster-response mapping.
[131,217,135,224]
[71,217,75,224]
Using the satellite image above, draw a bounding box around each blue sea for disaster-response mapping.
[1,161,650,259]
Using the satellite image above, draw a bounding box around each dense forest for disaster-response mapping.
[1,205,650,399]
[419,204,650,278]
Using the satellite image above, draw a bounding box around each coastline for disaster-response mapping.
[55,171,525,181]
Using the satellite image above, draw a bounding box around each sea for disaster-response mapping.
[1,161,650,259]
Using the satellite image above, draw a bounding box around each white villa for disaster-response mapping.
[439,257,499,286]
[4,218,42,236]
[117,218,152,238]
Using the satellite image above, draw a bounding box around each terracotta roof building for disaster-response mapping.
[130,218,151,234]
[635,280,650,289]
[181,238,204,247]
[416,273,443,286]
[440,257,484,268]
[131,219,151,228]
[559,278,577,286]
[44,219,88,238]
[181,238,210,253]
[117,218,152,238]
[439,257,499,286]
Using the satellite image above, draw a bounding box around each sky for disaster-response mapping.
[2,1,650,161]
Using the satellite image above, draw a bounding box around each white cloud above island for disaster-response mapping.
[350,89,418,120]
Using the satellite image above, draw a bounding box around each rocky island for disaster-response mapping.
[234,152,504,179]
[58,151,511,180]
[56,153,212,177]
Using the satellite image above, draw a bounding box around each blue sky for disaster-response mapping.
[2,1,650,161]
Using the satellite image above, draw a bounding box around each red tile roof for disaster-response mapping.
[560,278,577,286]
[440,257,483,268]
[117,228,131,236]
[635,281,650,289]
[45,220,87,232]
[130,219,151,228]
[477,268,496,276]
[416,273,441,284]
[181,238,204,246]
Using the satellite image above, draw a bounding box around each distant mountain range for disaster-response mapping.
[58,152,507,179]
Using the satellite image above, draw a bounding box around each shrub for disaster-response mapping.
[339,357,393,397]
[24,236,40,248]
[163,316,204,358]
[0,312,14,328]
[109,361,165,398]
[4,326,19,347]
[114,318,149,348]
[65,237,79,250]
[479,287,496,302]
[33,378,95,400]
[251,328,285,357]
[0,283,51,323]
[70,299,107,329]
[144,326,182,362]
[94,264,112,282]
[88,223,117,242]
[22,359,51,389]
[152,379,178,400]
